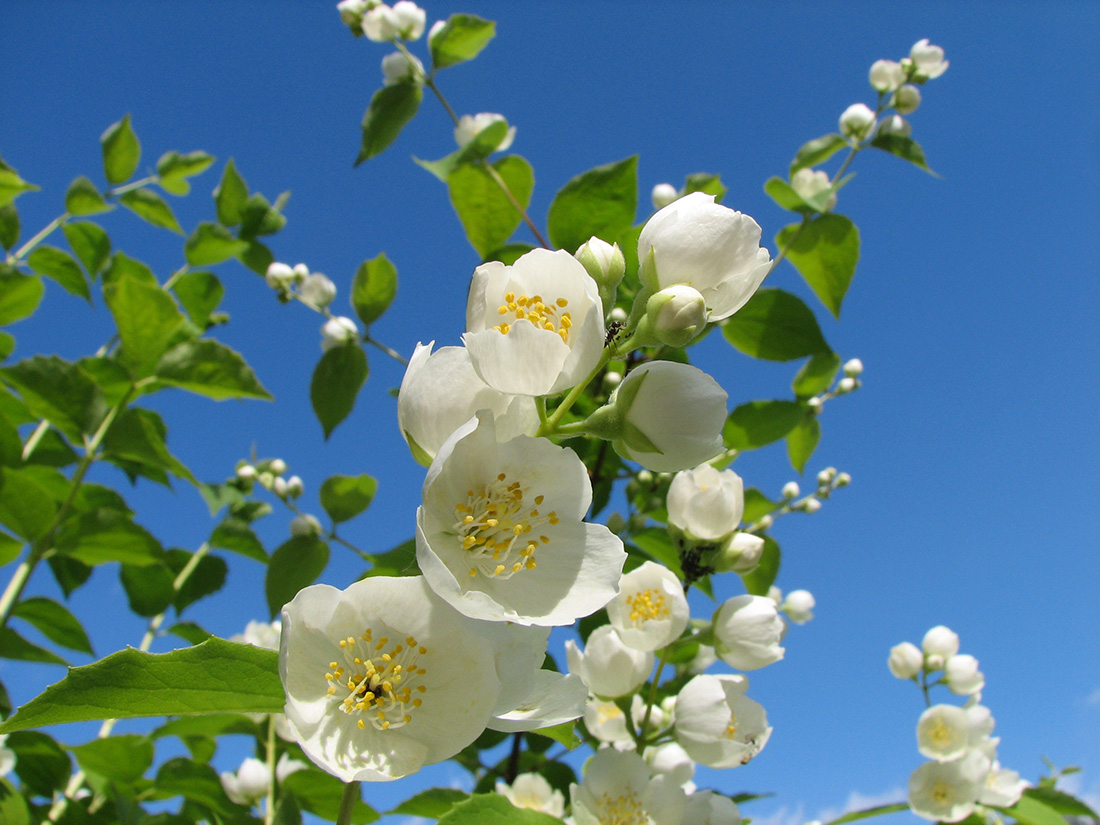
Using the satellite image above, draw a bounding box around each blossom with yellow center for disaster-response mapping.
[570,749,686,825]
[416,412,626,626]
[606,562,690,652]
[916,704,971,762]
[908,751,990,822]
[674,674,771,769]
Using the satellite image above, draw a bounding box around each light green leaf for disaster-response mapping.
[70,734,153,783]
[629,528,683,578]
[283,769,379,824]
[999,795,1071,825]
[0,530,21,566]
[415,120,510,182]
[156,150,215,196]
[722,288,830,361]
[119,187,183,234]
[156,339,272,401]
[0,203,20,251]
[0,637,284,733]
[0,627,67,665]
[26,246,90,300]
[239,238,274,275]
[789,133,848,177]
[184,222,249,266]
[0,466,58,541]
[351,253,397,328]
[740,536,780,596]
[11,596,93,655]
[776,215,860,318]
[366,537,419,578]
[821,802,909,825]
[390,788,469,819]
[320,474,378,524]
[100,115,141,185]
[742,488,776,525]
[547,156,637,253]
[64,176,113,216]
[310,343,367,439]
[55,509,165,567]
[214,159,249,226]
[723,400,805,451]
[171,270,224,329]
[764,177,814,213]
[265,536,329,619]
[527,721,581,750]
[0,168,39,207]
[62,221,111,277]
[356,83,423,165]
[104,250,157,285]
[792,352,841,398]
[870,133,937,175]
[0,269,44,326]
[438,794,563,825]
[683,172,727,202]
[0,777,31,825]
[0,355,106,442]
[104,273,186,378]
[103,407,195,483]
[430,14,496,69]
[786,415,820,473]
[1021,787,1098,818]
[448,155,534,258]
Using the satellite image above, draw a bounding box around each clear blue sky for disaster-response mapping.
[1,1,1098,822]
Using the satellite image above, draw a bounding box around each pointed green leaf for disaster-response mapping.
[104,274,186,378]
[547,156,638,253]
[742,488,776,525]
[390,788,469,818]
[430,14,496,69]
[0,637,284,733]
[214,159,249,226]
[356,83,423,165]
[0,203,20,251]
[0,270,44,325]
[365,537,420,578]
[792,351,841,398]
[102,407,196,483]
[239,238,275,275]
[683,172,727,202]
[152,757,248,818]
[776,215,860,318]
[170,549,227,614]
[0,466,59,541]
[629,528,683,578]
[785,414,820,473]
[0,626,67,665]
[310,343,367,438]
[722,288,830,361]
[821,802,910,825]
[27,245,90,300]
[351,253,397,328]
[870,133,937,175]
[319,474,378,524]
[104,250,157,285]
[156,339,272,400]
[764,177,814,213]
[0,355,106,442]
[6,731,71,796]
[438,794,562,825]
[0,776,30,825]
[0,168,39,207]
[283,769,378,824]
[527,721,581,750]
[11,597,93,655]
[265,536,329,618]
[71,734,154,783]
[414,120,509,182]
[740,536,780,596]
[171,270,224,329]
[156,150,215,196]
[238,192,287,240]
[62,221,111,277]
[64,176,113,216]
[119,187,183,234]
[100,115,141,185]
[166,621,213,646]
[47,555,92,598]
[448,155,534,258]
[723,400,805,450]
[273,793,303,825]
[0,530,21,566]
[209,516,267,562]
[120,562,175,617]
[789,133,848,177]
[55,509,165,567]
[184,222,249,266]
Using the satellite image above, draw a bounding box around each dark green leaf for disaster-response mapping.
[283,769,378,824]
[11,596,93,655]
[120,562,175,617]
[764,177,814,213]
[351,253,397,328]
[166,621,213,646]
[438,794,562,825]
[214,159,249,226]
[366,537,419,578]
[629,528,683,578]
[0,334,12,362]
[23,428,77,468]
[156,339,272,400]
[870,133,937,175]
[740,536,780,596]
[47,555,92,598]
[71,734,153,783]
[0,777,30,825]
[792,352,841,398]
[1,355,106,442]
[184,222,249,266]
[119,188,183,234]
[0,411,22,467]
[390,788,469,818]
[168,549,228,614]
[62,221,111,277]
[0,270,44,325]
[448,155,534,258]
[102,407,195,483]
[239,238,274,275]
[105,274,186,378]
[104,250,157,285]
[742,488,776,525]
[547,156,638,253]
[821,802,909,825]
[723,400,805,450]
[7,731,71,797]
[319,474,377,524]
[430,14,496,69]
[683,172,727,202]
[156,150,215,196]
[310,343,367,438]
[152,757,247,819]
[0,168,39,207]
[0,626,67,664]
[786,415,820,473]
[789,133,848,177]
[776,215,860,318]
[238,192,287,240]
[0,203,19,251]
[64,176,113,216]
[0,530,21,566]
[0,466,58,541]
[100,115,141,185]
[356,83,422,165]
[26,245,89,300]
[55,509,164,567]
[273,793,303,825]
[265,536,329,618]
[210,517,267,562]
[722,288,830,361]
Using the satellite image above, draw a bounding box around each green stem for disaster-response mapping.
[20,419,51,462]
[161,265,190,291]
[364,335,409,366]
[537,347,614,436]
[337,781,362,825]
[12,213,69,262]
[636,648,670,753]
[264,715,278,825]
[108,175,159,197]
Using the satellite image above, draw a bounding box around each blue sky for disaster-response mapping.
[1,1,1098,822]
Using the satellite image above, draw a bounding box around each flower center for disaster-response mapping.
[454,471,558,579]
[625,587,669,625]
[325,629,427,731]
[594,791,647,825]
[493,291,572,343]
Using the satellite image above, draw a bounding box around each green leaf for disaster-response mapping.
[152,757,247,818]
[683,172,727,202]
[0,637,283,733]
[273,793,303,825]
[0,413,21,467]
[356,83,423,165]
[740,535,780,596]
[0,777,31,825]
[0,466,58,541]
[722,288,830,361]
[527,720,581,749]
[172,271,225,330]
[870,133,937,175]
[120,562,175,617]
[210,517,267,562]
[366,537,419,578]
[351,253,397,328]
[166,621,213,646]
[415,120,510,182]
[156,339,272,401]
[0,334,12,362]
[320,474,378,524]
[156,150,215,196]
[742,488,775,524]
[238,192,287,240]
[239,238,275,275]
[100,115,141,185]
[310,343,367,439]
[104,249,157,285]
[62,221,111,277]
[55,509,165,567]
[0,626,67,664]
[0,530,21,566]
[0,203,20,251]
[214,159,249,226]
[64,176,113,216]
[629,528,683,578]
[170,549,228,614]
[723,400,805,450]
[483,243,534,266]
[102,407,196,483]
[47,555,92,599]
[70,734,153,783]
[0,168,39,207]
[283,769,378,824]
[792,352,841,398]
[999,795,1071,825]
[547,156,638,253]
[0,270,44,325]
[11,596,93,655]
[821,802,909,825]
[104,274,186,378]
[119,188,183,234]
[266,536,329,618]
[789,133,848,177]
[764,177,814,213]
[1,355,106,442]
[448,155,534,258]
[430,14,496,69]
[786,415,820,473]
[1021,787,1098,818]
[391,788,470,818]
[776,215,860,318]
[7,731,71,797]
[26,245,90,300]
[184,222,249,266]
[438,794,563,825]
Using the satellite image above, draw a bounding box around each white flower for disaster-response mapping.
[600,361,727,473]
[908,750,990,822]
[667,464,743,542]
[285,475,304,497]
[397,341,539,465]
[381,51,424,85]
[391,1,426,40]
[300,273,336,309]
[909,39,949,80]
[290,514,323,538]
[362,4,398,41]
[839,103,877,142]
[321,316,359,352]
[571,749,686,825]
[337,0,369,28]
[646,742,695,788]
[488,670,586,732]
[497,772,566,818]
[781,589,815,624]
[712,595,785,671]
[888,641,924,679]
[220,757,270,806]
[606,561,690,652]
[790,167,837,211]
[916,704,972,762]
[265,261,296,290]
[878,114,912,137]
[944,654,985,696]
[638,192,771,322]
[566,624,654,699]
[685,790,742,825]
[674,674,771,768]
[454,112,516,152]
[584,696,634,744]
[462,248,605,396]
[233,620,282,650]
[276,753,308,784]
[893,84,922,115]
[416,412,626,626]
[651,183,679,209]
[869,59,905,92]
[979,763,1027,808]
[922,625,960,669]
[279,575,546,782]
[0,734,15,777]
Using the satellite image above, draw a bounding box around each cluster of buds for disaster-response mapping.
[768,586,816,625]
[264,261,337,310]
[666,464,765,575]
[844,39,949,142]
[806,357,863,414]
[336,1,428,85]
[236,458,303,500]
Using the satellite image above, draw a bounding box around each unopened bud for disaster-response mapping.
[877,114,912,138]
[381,51,424,86]
[767,586,783,605]
[290,513,323,538]
[286,475,304,498]
[391,1,426,40]
[869,59,905,93]
[839,103,877,143]
[817,467,836,485]
[837,376,857,393]
[606,512,626,534]
[843,358,864,377]
[711,531,765,574]
[236,463,256,481]
[300,273,337,309]
[337,0,369,31]
[272,477,288,497]
[258,471,275,490]
[806,396,823,413]
[756,514,773,531]
[835,472,851,487]
[269,459,288,476]
[362,4,399,41]
[642,284,707,347]
[575,237,625,314]
[292,263,309,283]
[782,589,815,624]
[892,84,921,115]
[608,306,628,323]
[603,370,623,390]
[802,498,822,514]
[651,183,678,209]
[321,316,360,352]
[781,481,800,500]
[265,262,295,290]
[636,470,653,485]
[888,641,924,679]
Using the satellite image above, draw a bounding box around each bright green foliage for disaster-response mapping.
[310,342,368,438]
[546,156,638,253]
[100,114,141,184]
[792,351,841,398]
[171,271,225,329]
[528,720,581,749]
[62,221,111,277]
[786,415,820,473]
[151,757,249,819]
[765,177,816,214]
[213,159,249,226]
[448,155,534,257]
[0,467,57,541]
[71,734,155,783]
[722,288,831,361]
[356,83,423,165]
[0,627,67,665]
[789,133,848,176]
[64,176,112,216]
[283,770,379,824]
[871,133,937,174]
[438,794,563,825]
[742,488,776,524]
[120,187,184,233]
[184,222,249,266]
[102,407,195,484]
[155,339,272,401]
[265,535,329,618]
[105,274,187,378]
[683,171,728,202]
[26,245,90,300]
[0,270,44,325]
[319,473,378,523]
[391,788,470,818]
[156,150,215,196]
[0,167,39,207]
[416,119,510,181]
[11,597,94,655]
[429,14,496,69]
[239,191,288,240]
[0,204,20,250]
[2,355,105,442]
[365,536,419,578]
[351,253,398,328]
[822,803,911,825]
[741,536,780,596]
[776,215,860,318]
[55,509,165,567]
[724,400,805,451]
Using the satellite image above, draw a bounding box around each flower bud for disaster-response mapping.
[888,641,923,679]
[290,513,323,538]
[220,757,270,806]
[710,531,765,574]
[362,4,399,40]
[300,273,337,309]
[321,316,360,352]
[843,358,864,377]
[767,586,782,605]
[235,463,256,481]
[272,477,288,497]
[651,182,678,209]
[877,114,912,138]
[756,514,773,530]
[257,471,274,490]
[781,481,800,499]
[835,471,851,487]
[668,464,744,543]
[869,59,905,92]
[575,237,625,313]
[922,625,960,665]
[839,103,877,143]
[806,396,823,413]
[712,595,785,670]
[641,284,708,347]
[802,498,822,514]
[837,376,857,393]
[781,589,815,624]
[454,113,515,152]
[269,459,287,475]
[337,0,369,32]
[608,306,628,323]
[391,1,425,40]
[380,51,424,86]
[265,262,295,290]
[790,167,837,212]
[908,39,949,80]
[944,654,985,696]
[817,467,836,485]
[285,475,304,498]
[892,84,922,115]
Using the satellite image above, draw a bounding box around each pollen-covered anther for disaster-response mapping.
[324,631,427,732]
[493,292,572,343]
[625,587,670,625]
